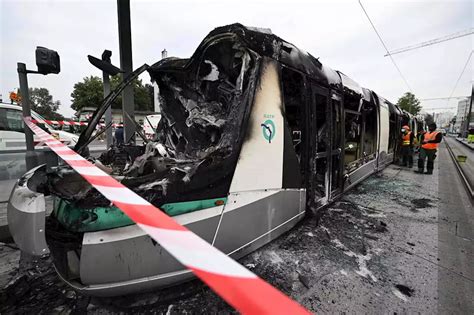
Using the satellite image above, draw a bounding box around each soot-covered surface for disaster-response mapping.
[0,165,441,314]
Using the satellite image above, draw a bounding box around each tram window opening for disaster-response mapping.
[332,99,342,150]
[314,94,328,153]
[388,112,397,153]
[315,157,327,198]
[344,112,361,167]
[362,102,377,158]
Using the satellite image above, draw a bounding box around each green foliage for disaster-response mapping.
[70,75,154,112]
[28,87,65,120]
[70,76,103,112]
[396,92,422,115]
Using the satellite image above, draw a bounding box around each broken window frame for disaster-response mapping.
[342,95,378,173]
[360,98,378,162]
[280,65,308,184]
[387,102,399,154]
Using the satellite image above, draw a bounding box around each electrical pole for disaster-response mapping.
[117,0,135,144]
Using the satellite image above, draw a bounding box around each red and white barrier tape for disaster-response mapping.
[24,117,310,315]
[31,119,123,128]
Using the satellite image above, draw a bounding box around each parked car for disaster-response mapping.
[0,103,78,151]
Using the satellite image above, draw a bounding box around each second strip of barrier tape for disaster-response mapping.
[31,119,122,127]
[24,117,310,315]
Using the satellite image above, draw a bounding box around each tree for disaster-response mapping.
[26,88,65,120]
[109,76,153,111]
[70,75,153,113]
[396,92,422,115]
[70,76,104,112]
[425,113,434,125]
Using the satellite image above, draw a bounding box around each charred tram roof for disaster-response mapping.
[148,23,372,98]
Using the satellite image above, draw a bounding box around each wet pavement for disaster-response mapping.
[1,152,473,314]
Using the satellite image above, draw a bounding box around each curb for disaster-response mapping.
[455,138,474,151]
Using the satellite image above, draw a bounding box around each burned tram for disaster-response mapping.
[9,24,412,296]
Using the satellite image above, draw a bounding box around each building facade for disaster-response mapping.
[454,97,472,133]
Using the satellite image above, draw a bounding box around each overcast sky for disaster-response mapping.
[1,0,472,118]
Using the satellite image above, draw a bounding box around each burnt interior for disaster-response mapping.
[40,23,330,211]
[44,37,260,209]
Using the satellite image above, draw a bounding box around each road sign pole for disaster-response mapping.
[103,72,113,147]
[17,62,38,170]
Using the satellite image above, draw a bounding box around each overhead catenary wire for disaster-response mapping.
[358,0,414,94]
[421,106,457,110]
[385,28,474,56]
[420,52,472,112]
[420,96,470,101]
[447,50,473,104]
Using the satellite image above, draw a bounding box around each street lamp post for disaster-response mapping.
[17,47,60,170]
[17,62,37,170]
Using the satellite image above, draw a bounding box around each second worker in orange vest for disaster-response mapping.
[400,125,414,168]
[415,123,443,175]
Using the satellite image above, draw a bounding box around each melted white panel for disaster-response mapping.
[379,104,390,153]
[229,59,284,192]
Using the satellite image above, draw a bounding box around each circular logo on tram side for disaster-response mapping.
[261,119,276,143]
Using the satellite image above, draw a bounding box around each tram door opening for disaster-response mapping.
[309,84,330,207]
[330,94,343,197]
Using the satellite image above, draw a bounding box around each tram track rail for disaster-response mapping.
[445,138,474,200]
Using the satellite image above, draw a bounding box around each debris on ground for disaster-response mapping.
[0,166,439,314]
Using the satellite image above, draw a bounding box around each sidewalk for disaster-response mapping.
[456,137,474,150]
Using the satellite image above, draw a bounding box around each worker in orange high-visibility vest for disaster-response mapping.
[415,123,443,175]
[400,125,414,167]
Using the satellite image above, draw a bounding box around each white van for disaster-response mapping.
[143,114,161,140]
[0,103,78,151]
